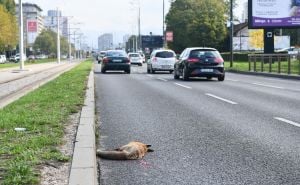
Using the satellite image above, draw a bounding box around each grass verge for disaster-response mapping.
[225,60,300,75]
[0,60,93,185]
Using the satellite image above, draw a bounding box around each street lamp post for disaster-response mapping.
[163,0,165,48]
[57,8,61,64]
[19,0,24,70]
[230,0,233,67]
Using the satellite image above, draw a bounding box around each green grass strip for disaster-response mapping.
[0,60,93,185]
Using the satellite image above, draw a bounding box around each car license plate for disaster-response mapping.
[162,65,170,69]
[201,69,213,72]
[113,59,122,62]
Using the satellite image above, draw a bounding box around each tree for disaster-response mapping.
[166,0,227,52]
[0,0,15,15]
[0,4,17,52]
[33,29,70,56]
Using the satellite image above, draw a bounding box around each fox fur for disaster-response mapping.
[97,141,154,160]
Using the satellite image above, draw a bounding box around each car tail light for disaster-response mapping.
[187,58,200,63]
[125,58,130,63]
[103,57,109,63]
[214,57,224,63]
[153,57,157,62]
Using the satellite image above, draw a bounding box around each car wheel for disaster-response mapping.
[151,65,155,74]
[174,70,179,79]
[218,75,225,81]
[147,67,150,73]
[101,68,106,73]
[182,66,189,81]
[126,69,131,74]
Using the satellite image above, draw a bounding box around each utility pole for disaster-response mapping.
[138,1,141,51]
[230,0,233,67]
[163,0,165,48]
[19,0,24,70]
[57,8,61,64]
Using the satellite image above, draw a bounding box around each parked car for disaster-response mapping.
[101,50,131,74]
[276,47,300,55]
[147,49,176,74]
[174,47,225,81]
[9,53,21,62]
[0,55,6,64]
[28,55,35,60]
[128,53,143,66]
[36,54,48,59]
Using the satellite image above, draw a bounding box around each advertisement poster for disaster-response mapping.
[27,20,37,32]
[251,0,300,28]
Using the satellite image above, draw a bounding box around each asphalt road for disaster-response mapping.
[95,63,300,185]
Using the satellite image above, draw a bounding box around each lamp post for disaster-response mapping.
[18,0,24,70]
[57,8,61,64]
[230,0,233,67]
[163,0,165,48]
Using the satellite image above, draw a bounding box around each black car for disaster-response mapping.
[174,47,225,81]
[101,50,131,73]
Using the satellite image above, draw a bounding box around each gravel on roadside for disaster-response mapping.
[40,113,80,185]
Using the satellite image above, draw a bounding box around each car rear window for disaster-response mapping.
[129,54,140,57]
[190,50,221,58]
[106,51,127,57]
[155,51,175,58]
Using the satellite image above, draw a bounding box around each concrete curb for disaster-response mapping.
[69,70,97,185]
[227,70,300,80]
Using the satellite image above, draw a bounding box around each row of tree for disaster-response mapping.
[0,0,17,53]
[33,29,71,56]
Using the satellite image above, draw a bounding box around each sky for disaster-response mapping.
[17,0,247,49]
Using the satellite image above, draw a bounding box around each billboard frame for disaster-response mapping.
[248,0,300,29]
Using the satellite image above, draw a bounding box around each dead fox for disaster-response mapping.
[97,141,154,160]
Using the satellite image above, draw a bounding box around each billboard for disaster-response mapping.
[141,35,163,48]
[249,0,300,28]
[27,20,37,32]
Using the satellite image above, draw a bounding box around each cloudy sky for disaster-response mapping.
[17,0,246,48]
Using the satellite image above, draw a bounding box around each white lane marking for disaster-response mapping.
[205,93,238,105]
[274,117,300,128]
[157,78,168,82]
[252,82,284,89]
[226,79,239,82]
[174,83,192,89]
[147,75,154,78]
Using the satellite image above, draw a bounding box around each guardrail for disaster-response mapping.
[248,54,300,75]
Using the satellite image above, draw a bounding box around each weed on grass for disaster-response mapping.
[0,60,92,185]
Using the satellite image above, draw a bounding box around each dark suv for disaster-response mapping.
[174,47,225,81]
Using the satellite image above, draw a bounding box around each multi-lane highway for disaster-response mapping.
[95,64,300,185]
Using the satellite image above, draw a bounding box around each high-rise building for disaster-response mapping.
[44,10,69,38]
[98,33,113,51]
[15,3,44,46]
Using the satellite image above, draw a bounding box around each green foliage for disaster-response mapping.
[0,0,16,15]
[0,4,17,52]
[166,0,228,52]
[33,29,70,56]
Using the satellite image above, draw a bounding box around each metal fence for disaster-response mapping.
[248,54,300,75]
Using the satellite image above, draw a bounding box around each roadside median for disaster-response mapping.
[0,60,93,185]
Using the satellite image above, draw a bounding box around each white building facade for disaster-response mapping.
[98,33,113,51]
